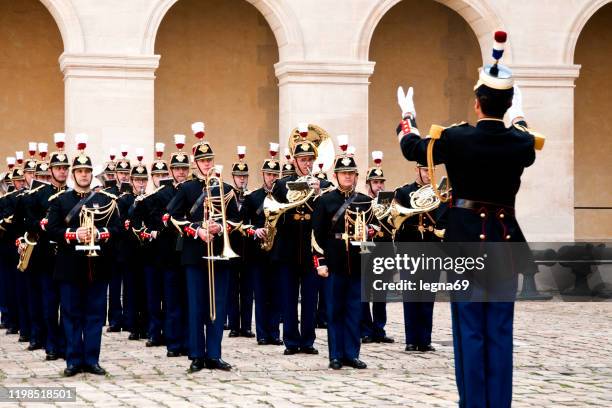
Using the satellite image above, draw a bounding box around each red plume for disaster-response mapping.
[494,31,507,43]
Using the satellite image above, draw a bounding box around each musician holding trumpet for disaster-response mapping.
[165,122,241,372]
[311,136,377,370]
[46,134,120,377]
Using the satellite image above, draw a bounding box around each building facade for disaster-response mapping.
[1,0,611,241]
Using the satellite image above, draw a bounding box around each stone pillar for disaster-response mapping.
[275,60,375,174]
[60,53,159,170]
[509,64,581,241]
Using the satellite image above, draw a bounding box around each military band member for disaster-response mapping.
[312,162,329,182]
[117,150,148,341]
[106,146,132,332]
[227,146,255,338]
[271,125,333,356]
[360,151,394,344]
[166,122,241,371]
[240,143,283,345]
[19,144,53,352]
[311,139,374,369]
[396,32,540,407]
[101,150,119,195]
[395,161,447,352]
[46,134,120,376]
[130,149,159,345]
[0,159,25,335]
[281,148,296,179]
[24,135,70,360]
[13,149,38,343]
[135,143,172,344]
[313,161,330,330]
[0,161,12,329]
[149,135,190,357]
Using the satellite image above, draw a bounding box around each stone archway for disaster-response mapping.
[141,0,304,60]
[366,0,484,189]
[153,0,281,186]
[573,2,612,240]
[564,0,612,65]
[38,0,84,53]
[0,0,65,162]
[356,0,505,62]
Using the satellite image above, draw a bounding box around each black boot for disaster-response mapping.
[189,358,205,373]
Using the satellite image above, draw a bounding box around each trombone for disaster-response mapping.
[202,165,238,322]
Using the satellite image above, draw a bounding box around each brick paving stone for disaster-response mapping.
[1,302,611,406]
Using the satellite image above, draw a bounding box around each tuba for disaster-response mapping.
[287,124,335,189]
[260,124,335,251]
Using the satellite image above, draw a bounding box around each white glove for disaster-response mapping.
[397,86,416,119]
[507,85,525,122]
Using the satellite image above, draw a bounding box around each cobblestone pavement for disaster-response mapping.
[1,301,611,407]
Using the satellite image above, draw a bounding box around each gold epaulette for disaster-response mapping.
[3,189,20,198]
[48,190,66,202]
[513,123,545,151]
[98,190,118,200]
[27,185,46,195]
[434,228,446,239]
[320,185,335,195]
[429,122,468,140]
[136,185,165,202]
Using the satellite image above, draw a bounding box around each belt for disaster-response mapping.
[453,199,515,217]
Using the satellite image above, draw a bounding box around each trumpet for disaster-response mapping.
[344,207,375,254]
[202,166,238,322]
[75,207,101,257]
[75,199,116,257]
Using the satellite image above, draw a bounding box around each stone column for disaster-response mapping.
[60,53,159,170]
[509,64,581,242]
[275,60,375,173]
